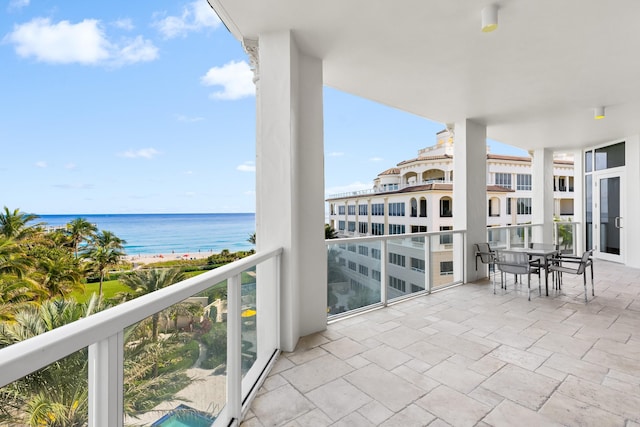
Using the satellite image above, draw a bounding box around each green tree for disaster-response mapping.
[0,237,31,278]
[83,230,126,300]
[66,218,97,259]
[247,232,256,244]
[325,223,338,239]
[33,248,85,299]
[120,268,187,342]
[0,207,43,241]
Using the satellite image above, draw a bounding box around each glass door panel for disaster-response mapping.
[599,176,621,256]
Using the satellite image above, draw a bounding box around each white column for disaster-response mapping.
[570,149,584,253]
[624,134,640,267]
[256,30,326,352]
[531,148,555,243]
[453,120,487,282]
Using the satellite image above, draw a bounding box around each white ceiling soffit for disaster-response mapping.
[209,0,640,151]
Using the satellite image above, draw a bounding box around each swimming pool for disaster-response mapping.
[151,404,216,427]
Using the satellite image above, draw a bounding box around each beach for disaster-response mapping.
[125,250,214,265]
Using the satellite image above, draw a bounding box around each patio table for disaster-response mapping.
[500,247,559,296]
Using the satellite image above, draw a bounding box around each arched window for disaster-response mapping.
[440,197,452,217]
[410,198,417,217]
[419,197,427,217]
[489,197,500,217]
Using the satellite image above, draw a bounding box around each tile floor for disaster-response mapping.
[241,260,640,426]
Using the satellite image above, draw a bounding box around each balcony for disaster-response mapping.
[242,258,640,426]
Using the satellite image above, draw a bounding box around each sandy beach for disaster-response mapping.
[125,250,214,265]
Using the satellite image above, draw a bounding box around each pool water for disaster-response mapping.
[152,405,216,427]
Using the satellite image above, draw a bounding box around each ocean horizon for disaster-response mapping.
[39,213,256,256]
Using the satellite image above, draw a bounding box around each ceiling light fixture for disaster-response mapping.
[482,4,498,32]
[594,106,605,120]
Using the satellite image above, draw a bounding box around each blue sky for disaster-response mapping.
[1,0,527,215]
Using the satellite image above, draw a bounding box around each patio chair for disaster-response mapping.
[474,243,496,289]
[548,250,594,303]
[495,250,541,300]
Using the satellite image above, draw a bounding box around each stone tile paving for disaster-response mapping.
[242,260,640,426]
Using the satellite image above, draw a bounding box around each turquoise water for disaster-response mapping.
[151,404,216,427]
[39,213,255,256]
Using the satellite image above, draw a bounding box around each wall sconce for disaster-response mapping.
[482,4,498,32]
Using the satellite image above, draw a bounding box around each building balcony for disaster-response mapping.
[243,257,640,426]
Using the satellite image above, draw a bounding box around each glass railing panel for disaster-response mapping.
[0,348,89,426]
[241,266,257,377]
[429,233,457,290]
[124,280,227,426]
[487,227,508,249]
[387,237,426,301]
[509,226,527,248]
[327,240,382,316]
[555,222,577,255]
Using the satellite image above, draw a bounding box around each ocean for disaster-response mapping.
[39,213,256,256]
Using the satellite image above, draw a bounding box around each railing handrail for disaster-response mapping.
[0,247,283,388]
[327,229,466,245]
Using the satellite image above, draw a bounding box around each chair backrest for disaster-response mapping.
[496,251,530,274]
[576,250,593,274]
[474,243,494,264]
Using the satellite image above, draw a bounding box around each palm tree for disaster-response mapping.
[0,207,43,241]
[0,237,31,278]
[247,232,256,244]
[83,230,126,300]
[120,268,186,342]
[66,218,97,259]
[34,248,85,299]
[325,223,338,239]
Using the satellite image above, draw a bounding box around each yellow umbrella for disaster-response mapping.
[241,309,257,318]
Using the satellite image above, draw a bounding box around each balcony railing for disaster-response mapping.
[327,230,465,320]
[486,222,579,255]
[0,248,282,427]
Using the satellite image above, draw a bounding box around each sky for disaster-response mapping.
[1,0,528,215]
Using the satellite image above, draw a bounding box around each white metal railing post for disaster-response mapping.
[227,274,242,426]
[524,226,530,248]
[425,235,432,293]
[88,331,123,427]
[380,239,387,305]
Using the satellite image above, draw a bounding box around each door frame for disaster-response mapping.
[592,168,625,263]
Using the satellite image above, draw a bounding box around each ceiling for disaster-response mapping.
[209,0,640,152]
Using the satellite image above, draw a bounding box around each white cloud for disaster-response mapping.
[184,170,194,175]
[237,161,255,172]
[201,60,255,100]
[8,0,29,10]
[185,191,196,197]
[112,18,134,30]
[4,18,158,67]
[244,190,256,196]
[53,183,94,190]
[64,162,77,169]
[328,151,344,157]
[176,114,204,122]
[154,0,221,39]
[369,157,384,162]
[325,181,371,196]
[35,160,47,168]
[118,148,160,159]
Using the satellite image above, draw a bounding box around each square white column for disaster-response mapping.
[453,120,487,282]
[256,30,326,351]
[532,148,554,243]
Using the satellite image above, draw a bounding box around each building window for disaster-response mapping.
[389,252,406,267]
[516,174,532,190]
[506,198,512,215]
[516,198,532,215]
[338,257,346,266]
[420,198,427,217]
[388,276,406,292]
[371,223,384,235]
[348,261,357,271]
[488,197,500,217]
[338,205,345,215]
[371,248,381,260]
[440,197,452,217]
[389,224,405,235]
[348,244,356,252]
[372,203,385,216]
[411,257,425,272]
[495,173,512,188]
[348,221,356,232]
[440,261,454,275]
[338,221,345,231]
[359,265,368,276]
[359,204,368,215]
[389,202,405,216]
[349,278,363,290]
[410,198,417,217]
[330,204,335,215]
[358,222,368,234]
[440,226,453,244]
[358,245,369,256]
[411,283,423,293]
[411,225,427,233]
[372,269,381,281]
[348,205,356,215]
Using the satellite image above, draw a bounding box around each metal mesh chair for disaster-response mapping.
[495,250,541,300]
[474,243,496,289]
[548,250,594,302]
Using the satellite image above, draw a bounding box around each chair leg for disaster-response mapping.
[591,264,595,296]
[583,273,588,303]
[527,273,531,301]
